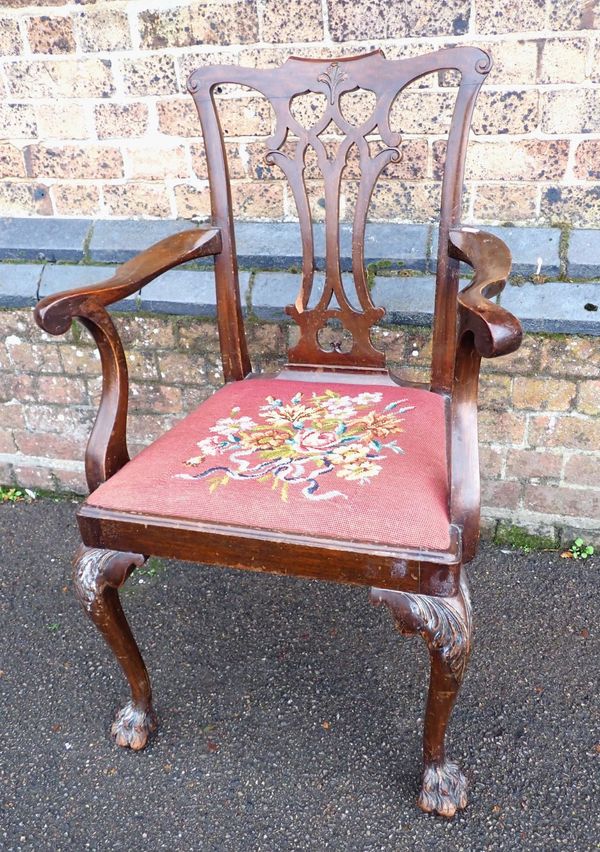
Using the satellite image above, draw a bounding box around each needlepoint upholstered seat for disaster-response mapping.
[34,47,522,818]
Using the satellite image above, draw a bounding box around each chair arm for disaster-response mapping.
[448,228,522,562]
[34,227,221,335]
[33,227,221,493]
[449,227,522,358]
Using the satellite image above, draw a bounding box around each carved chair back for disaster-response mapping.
[188,47,491,391]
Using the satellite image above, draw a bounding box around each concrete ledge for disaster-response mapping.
[0,217,587,276]
[2,259,597,335]
[1,218,599,336]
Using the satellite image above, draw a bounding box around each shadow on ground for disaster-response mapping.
[0,500,598,851]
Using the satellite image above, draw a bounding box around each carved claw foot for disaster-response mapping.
[419,761,468,818]
[73,545,156,749]
[371,573,472,818]
[111,700,158,751]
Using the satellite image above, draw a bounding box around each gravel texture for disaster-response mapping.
[0,500,598,851]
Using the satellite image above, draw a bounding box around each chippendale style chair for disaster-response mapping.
[35,47,522,817]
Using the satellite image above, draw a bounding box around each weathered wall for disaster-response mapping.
[1,0,600,225]
[1,306,598,544]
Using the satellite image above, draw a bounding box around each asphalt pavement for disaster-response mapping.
[0,499,598,851]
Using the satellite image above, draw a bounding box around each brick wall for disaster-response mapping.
[1,307,598,545]
[1,1,600,225]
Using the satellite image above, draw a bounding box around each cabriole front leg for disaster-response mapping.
[370,573,472,818]
[73,544,158,750]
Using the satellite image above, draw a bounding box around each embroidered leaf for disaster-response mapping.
[209,478,221,493]
[281,481,289,502]
[291,392,302,404]
[370,439,382,451]
[220,475,229,485]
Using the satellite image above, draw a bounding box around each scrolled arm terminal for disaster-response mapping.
[449,227,522,358]
[33,228,222,492]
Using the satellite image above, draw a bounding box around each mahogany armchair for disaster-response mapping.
[34,47,522,817]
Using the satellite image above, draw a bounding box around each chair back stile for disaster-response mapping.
[188,47,491,384]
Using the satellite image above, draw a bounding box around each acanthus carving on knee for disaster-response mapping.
[72,544,145,612]
[369,577,472,685]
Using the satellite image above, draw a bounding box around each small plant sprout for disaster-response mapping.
[0,487,37,504]
[568,538,595,560]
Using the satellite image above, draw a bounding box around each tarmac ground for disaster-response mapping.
[0,499,598,851]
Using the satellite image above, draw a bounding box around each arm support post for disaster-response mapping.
[448,228,522,561]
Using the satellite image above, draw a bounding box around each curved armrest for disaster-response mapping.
[448,228,522,562]
[35,227,221,335]
[32,227,221,493]
[449,227,522,358]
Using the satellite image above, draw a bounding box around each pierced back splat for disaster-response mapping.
[188,47,491,382]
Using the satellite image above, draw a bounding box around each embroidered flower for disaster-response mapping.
[240,426,289,452]
[176,388,414,501]
[260,402,316,427]
[209,415,256,437]
[352,391,383,405]
[336,459,382,482]
[327,442,371,465]
[291,429,341,454]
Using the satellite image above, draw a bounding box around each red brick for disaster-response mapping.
[0,145,25,179]
[118,316,175,349]
[129,382,182,414]
[5,340,62,373]
[103,184,171,218]
[0,431,17,453]
[479,445,504,478]
[479,410,527,445]
[512,377,576,411]
[95,103,149,139]
[0,400,26,429]
[26,15,75,54]
[577,380,600,414]
[59,345,101,376]
[23,404,93,440]
[24,145,124,180]
[127,413,176,446]
[505,449,563,480]
[479,374,512,409]
[51,184,101,217]
[481,479,522,510]
[5,59,114,99]
[563,454,600,489]
[539,337,600,379]
[528,414,600,450]
[0,181,52,216]
[35,375,88,405]
[524,483,600,519]
[138,2,258,49]
[13,430,86,460]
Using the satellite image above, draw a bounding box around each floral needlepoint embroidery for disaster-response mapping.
[175,390,415,501]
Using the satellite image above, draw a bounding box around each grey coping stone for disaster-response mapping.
[431,226,561,276]
[567,229,600,279]
[140,268,251,316]
[500,280,600,335]
[0,218,92,262]
[89,219,199,263]
[38,262,250,317]
[251,271,353,319]
[0,263,42,307]
[234,221,429,271]
[39,263,134,312]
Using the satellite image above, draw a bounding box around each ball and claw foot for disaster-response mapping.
[111,701,158,751]
[418,761,468,818]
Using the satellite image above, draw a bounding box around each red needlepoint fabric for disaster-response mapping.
[86,377,451,551]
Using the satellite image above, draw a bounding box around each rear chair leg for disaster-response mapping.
[370,573,472,818]
[73,544,158,750]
